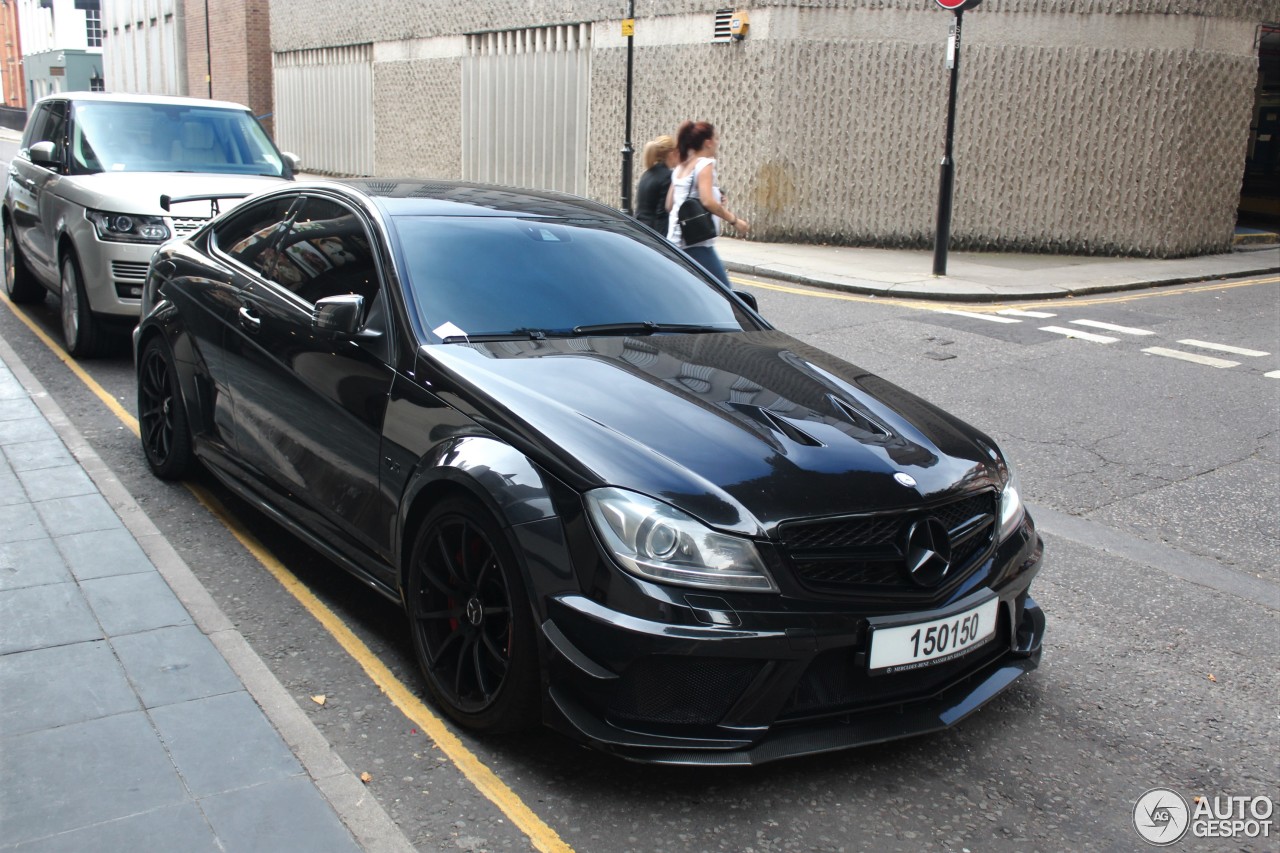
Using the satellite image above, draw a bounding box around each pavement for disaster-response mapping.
[716,233,1279,301]
[0,130,1276,851]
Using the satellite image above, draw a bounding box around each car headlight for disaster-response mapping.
[85,210,171,244]
[585,487,776,592]
[998,454,1025,540]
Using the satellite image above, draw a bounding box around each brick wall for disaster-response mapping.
[187,0,275,137]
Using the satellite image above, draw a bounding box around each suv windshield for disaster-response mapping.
[394,217,757,343]
[70,102,285,177]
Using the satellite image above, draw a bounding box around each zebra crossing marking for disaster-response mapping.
[1142,347,1240,369]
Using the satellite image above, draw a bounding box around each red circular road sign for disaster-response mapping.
[935,0,982,10]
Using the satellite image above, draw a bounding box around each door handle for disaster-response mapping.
[237,305,261,332]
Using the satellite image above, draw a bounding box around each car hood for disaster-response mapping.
[54,172,287,217]
[423,330,1003,536]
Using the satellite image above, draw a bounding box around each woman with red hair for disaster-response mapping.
[665,120,749,286]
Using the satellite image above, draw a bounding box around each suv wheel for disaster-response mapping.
[3,221,45,304]
[60,251,106,358]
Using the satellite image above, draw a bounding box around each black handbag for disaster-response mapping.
[676,167,717,244]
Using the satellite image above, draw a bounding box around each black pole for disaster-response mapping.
[204,0,213,98]
[932,8,963,276]
[620,2,636,215]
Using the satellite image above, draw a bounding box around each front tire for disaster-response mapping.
[3,221,44,304]
[406,496,539,733]
[60,251,106,358]
[137,336,194,480]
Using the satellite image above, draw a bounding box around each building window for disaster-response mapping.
[86,9,102,47]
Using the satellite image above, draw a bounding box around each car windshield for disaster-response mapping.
[394,217,756,342]
[70,102,285,176]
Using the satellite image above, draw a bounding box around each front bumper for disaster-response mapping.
[67,218,175,319]
[538,525,1045,765]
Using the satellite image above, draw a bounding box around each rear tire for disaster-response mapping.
[3,221,45,304]
[137,337,194,480]
[60,251,105,358]
[405,495,540,734]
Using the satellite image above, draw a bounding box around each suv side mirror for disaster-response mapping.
[313,293,364,337]
[282,152,302,173]
[29,140,58,167]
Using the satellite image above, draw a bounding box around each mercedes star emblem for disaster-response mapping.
[903,517,953,587]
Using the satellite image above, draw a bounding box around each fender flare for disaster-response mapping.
[395,435,558,588]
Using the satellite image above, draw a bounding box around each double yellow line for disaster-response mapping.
[0,299,573,853]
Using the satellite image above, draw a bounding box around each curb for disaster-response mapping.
[0,333,418,853]
[723,256,1280,303]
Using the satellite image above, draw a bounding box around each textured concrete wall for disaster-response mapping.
[269,0,1280,256]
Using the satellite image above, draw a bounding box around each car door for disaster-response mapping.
[221,193,396,577]
[8,100,67,280]
[178,193,305,462]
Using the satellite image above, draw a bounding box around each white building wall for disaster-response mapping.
[103,0,185,94]
[17,0,92,55]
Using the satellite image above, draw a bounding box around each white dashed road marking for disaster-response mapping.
[1039,326,1119,344]
[1176,339,1271,358]
[1069,319,1156,336]
[933,310,1021,323]
[1142,347,1241,368]
[1265,370,1280,379]
[997,309,1056,319]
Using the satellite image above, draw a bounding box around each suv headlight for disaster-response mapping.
[85,210,171,244]
[998,454,1025,540]
[585,487,776,592]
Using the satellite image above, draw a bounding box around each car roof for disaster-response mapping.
[289,178,632,222]
[36,91,254,113]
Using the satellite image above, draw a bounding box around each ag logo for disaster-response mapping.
[1133,788,1190,846]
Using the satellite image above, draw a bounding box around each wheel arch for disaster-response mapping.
[396,436,558,598]
[134,315,208,449]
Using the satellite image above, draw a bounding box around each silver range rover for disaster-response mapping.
[3,92,298,356]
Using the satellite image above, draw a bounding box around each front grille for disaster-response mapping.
[110,260,149,282]
[779,492,997,598]
[171,218,206,238]
[607,656,761,727]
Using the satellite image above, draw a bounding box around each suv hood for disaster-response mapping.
[424,330,1003,536]
[56,172,288,217]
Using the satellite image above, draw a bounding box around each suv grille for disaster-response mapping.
[171,217,207,238]
[778,491,997,599]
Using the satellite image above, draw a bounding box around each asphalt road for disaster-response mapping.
[1,142,1276,850]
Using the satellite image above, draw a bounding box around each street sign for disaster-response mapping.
[934,0,982,10]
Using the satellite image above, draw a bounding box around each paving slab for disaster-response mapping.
[0,639,139,735]
[0,581,102,655]
[0,537,69,591]
[110,623,242,708]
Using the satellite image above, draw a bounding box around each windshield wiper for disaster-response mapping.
[570,322,728,337]
[440,329,547,344]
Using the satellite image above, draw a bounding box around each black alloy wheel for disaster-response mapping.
[137,337,194,480]
[3,221,44,304]
[407,496,538,733]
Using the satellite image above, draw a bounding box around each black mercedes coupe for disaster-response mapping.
[134,179,1045,765]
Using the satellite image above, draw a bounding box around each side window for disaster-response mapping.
[20,104,50,149]
[271,197,378,307]
[214,195,303,282]
[40,102,69,163]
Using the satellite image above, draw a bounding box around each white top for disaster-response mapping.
[666,157,721,248]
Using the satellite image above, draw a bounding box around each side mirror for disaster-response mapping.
[29,140,58,167]
[282,152,302,173]
[733,290,759,312]
[313,293,363,337]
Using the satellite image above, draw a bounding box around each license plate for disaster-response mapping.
[868,596,999,674]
